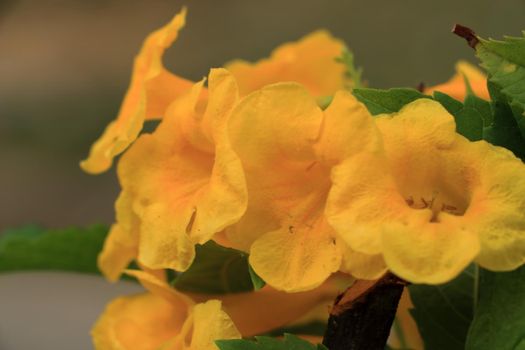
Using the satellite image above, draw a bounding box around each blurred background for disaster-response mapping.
[1,0,525,230]
[1,1,525,349]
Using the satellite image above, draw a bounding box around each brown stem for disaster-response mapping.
[452,24,479,49]
[322,273,407,350]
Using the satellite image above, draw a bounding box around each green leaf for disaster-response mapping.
[476,33,525,137]
[352,88,429,115]
[465,265,525,350]
[264,321,326,337]
[172,241,263,294]
[248,264,266,290]
[433,91,484,141]
[432,91,464,115]
[352,87,483,141]
[0,225,108,274]
[433,71,525,158]
[482,86,525,161]
[408,265,476,350]
[216,333,327,350]
[464,91,493,126]
[337,48,364,89]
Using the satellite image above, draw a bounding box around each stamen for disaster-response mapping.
[405,191,463,220]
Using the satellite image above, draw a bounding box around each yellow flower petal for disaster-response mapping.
[468,143,525,271]
[212,282,339,337]
[98,224,138,282]
[93,270,241,350]
[226,83,343,291]
[124,269,193,308]
[116,68,246,271]
[316,90,381,164]
[225,83,324,251]
[98,192,140,281]
[317,92,384,256]
[126,268,341,339]
[327,152,402,255]
[81,8,193,174]
[92,293,190,350]
[329,98,525,283]
[249,218,342,292]
[136,202,197,272]
[339,240,387,280]
[92,295,240,350]
[425,60,489,101]
[225,30,347,97]
[188,300,241,350]
[317,91,386,280]
[382,218,479,284]
[226,83,384,290]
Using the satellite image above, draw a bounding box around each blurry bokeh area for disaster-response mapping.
[1,0,525,231]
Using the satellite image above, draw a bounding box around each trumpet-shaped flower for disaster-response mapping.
[92,270,240,350]
[98,69,247,279]
[81,12,349,175]
[327,98,525,283]
[225,30,348,98]
[225,84,386,292]
[81,8,194,174]
[92,269,344,349]
[425,60,489,101]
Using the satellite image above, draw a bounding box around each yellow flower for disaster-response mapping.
[327,98,525,283]
[81,12,348,175]
[98,68,247,279]
[92,270,343,349]
[425,60,489,101]
[98,192,140,281]
[81,8,194,174]
[225,84,386,292]
[225,30,347,98]
[191,275,344,337]
[92,270,240,350]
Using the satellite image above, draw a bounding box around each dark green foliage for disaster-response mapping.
[433,91,484,141]
[353,88,429,115]
[264,321,327,337]
[0,225,108,274]
[408,265,476,350]
[478,79,525,161]
[353,87,484,141]
[172,241,263,294]
[477,34,525,139]
[465,265,525,350]
[216,333,328,350]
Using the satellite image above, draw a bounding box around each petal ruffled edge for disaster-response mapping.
[81,8,190,174]
[382,217,480,284]
[249,219,342,292]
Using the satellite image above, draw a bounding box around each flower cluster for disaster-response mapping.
[83,8,525,349]
[93,269,341,349]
